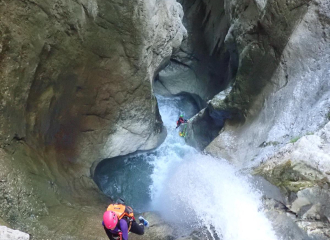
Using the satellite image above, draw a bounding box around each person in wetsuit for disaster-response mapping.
[176,114,188,128]
[103,207,148,240]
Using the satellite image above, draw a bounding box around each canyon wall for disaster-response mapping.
[0,0,186,238]
[154,0,233,108]
[205,0,330,166]
[185,0,315,150]
[179,0,330,238]
[1,0,329,238]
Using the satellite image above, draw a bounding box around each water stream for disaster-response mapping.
[95,95,278,240]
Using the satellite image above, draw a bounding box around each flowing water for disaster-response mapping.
[95,95,278,240]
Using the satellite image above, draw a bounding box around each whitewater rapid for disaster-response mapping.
[149,96,278,240]
[96,95,278,240]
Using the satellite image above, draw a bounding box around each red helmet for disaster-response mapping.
[103,210,118,229]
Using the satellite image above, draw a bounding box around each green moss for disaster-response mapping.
[259,141,280,147]
[277,180,315,193]
[290,136,300,143]
[254,160,324,194]
[0,217,10,227]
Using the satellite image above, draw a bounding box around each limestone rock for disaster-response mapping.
[155,0,233,103]
[0,226,29,240]
[0,0,186,239]
[185,88,233,150]
[262,198,313,240]
[183,0,321,151]
[267,187,330,240]
[254,122,330,188]
[157,61,200,97]
[185,108,224,150]
[205,0,330,168]
[253,122,330,239]
[0,0,186,168]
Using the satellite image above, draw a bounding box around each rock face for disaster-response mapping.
[179,0,330,238]
[0,0,186,238]
[0,226,29,240]
[1,0,329,239]
[0,0,186,169]
[254,122,330,239]
[154,0,233,107]
[193,0,330,165]
[130,212,176,240]
[130,212,213,240]
[185,0,330,150]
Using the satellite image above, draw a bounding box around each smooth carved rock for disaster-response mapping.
[206,0,330,167]
[0,0,186,166]
[0,0,186,239]
[156,0,232,104]
[182,0,316,150]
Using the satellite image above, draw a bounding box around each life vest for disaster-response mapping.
[107,203,135,232]
[107,203,134,221]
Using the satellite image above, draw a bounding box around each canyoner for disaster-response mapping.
[96,96,279,240]
[176,114,189,137]
[103,199,149,240]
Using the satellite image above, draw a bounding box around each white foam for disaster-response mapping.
[149,96,278,240]
[160,155,277,240]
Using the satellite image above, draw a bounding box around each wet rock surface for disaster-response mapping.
[130,212,175,240]
[189,0,330,151]
[195,1,330,238]
[0,0,186,239]
[186,87,233,150]
[0,0,186,168]
[0,0,330,239]
[205,0,330,166]
[155,0,232,104]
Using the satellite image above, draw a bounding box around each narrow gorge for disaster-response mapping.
[0,0,329,239]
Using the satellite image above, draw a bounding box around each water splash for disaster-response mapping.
[151,153,278,240]
[149,96,278,240]
[97,95,278,239]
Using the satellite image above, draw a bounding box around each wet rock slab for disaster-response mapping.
[130,212,175,240]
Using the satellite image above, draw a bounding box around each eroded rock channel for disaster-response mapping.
[0,0,330,239]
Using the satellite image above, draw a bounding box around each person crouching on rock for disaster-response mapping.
[103,203,149,240]
[176,114,188,128]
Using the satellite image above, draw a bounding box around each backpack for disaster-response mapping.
[107,203,135,231]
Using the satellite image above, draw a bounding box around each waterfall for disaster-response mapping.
[96,95,278,239]
[149,96,278,240]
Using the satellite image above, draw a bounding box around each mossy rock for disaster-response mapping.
[0,218,10,227]
[254,160,328,194]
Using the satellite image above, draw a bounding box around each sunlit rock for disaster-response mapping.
[0,226,29,240]
[205,0,330,167]
[254,122,330,239]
